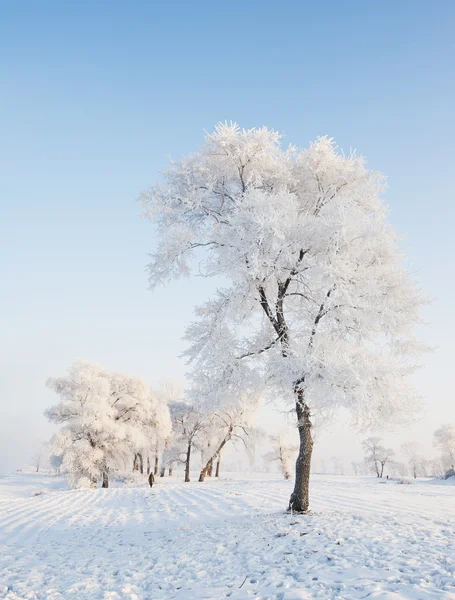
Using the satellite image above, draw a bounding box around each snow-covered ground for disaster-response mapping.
[0,473,454,600]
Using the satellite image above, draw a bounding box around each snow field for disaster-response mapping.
[0,474,454,600]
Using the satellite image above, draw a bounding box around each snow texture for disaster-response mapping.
[1,473,454,599]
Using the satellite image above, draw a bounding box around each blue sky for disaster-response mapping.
[1,1,454,473]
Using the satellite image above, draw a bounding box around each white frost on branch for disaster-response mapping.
[141,123,426,432]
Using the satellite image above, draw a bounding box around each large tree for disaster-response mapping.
[141,123,425,512]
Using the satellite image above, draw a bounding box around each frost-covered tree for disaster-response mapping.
[363,437,394,478]
[192,399,259,482]
[331,456,344,475]
[264,434,297,479]
[141,123,425,512]
[46,361,171,488]
[427,458,446,478]
[387,461,406,477]
[433,424,455,470]
[401,441,424,479]
[155,378,184,475]
[31,441,50,473]
[167,401,206,482]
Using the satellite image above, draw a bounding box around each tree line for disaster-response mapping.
[354,430,455,479]
[44,361,259,488]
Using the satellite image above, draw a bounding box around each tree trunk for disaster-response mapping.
[288,392,313,513]
[185,443,191,482]
[138,453,144,474]
[102,470,109,488]
[207,458,213,477]
[160,467,165,477]
[168,466,173,476]
[215,454,221,478]
[154,455,159,476]
[199,433,231,482]
[147,456,151,475]
[133,454,138,472]
[148,472,155,487]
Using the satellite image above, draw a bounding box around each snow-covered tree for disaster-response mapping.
[31,441,50,473]
[331,456,344,475]
[141,123,425,512]
[167,401,206,482]
[154,380,183,477]
[433,424,455,470]
[401,441,424,479]
[387,461,406,477]
[427,457,446,478]
[264,434,297,479]
[197,401,258,482]
[362,437,394,478]
[45,361,171,488]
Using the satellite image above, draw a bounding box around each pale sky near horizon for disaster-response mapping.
[1,1,454,475]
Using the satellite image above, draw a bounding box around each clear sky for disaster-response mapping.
[1,1,454,474]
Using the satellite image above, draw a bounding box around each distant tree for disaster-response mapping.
[198,403,257,482]
[363,437,394,478]
[433,425,455,470]
[31,441,50,473]
[388,461,406,477]
[419,458,429,477]
[168,401,206,482]
[427,458,445,478]
[401,442,424,479]
[331,456,343,475]
[264,434,297,480]
[141,123,425,512]
[155,379,184,477]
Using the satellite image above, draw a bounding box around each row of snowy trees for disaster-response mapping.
[356,428,455,479]
[265,425,455,479]
[164,398,258,483]
[44,361,262,487]
[42,357,455,484]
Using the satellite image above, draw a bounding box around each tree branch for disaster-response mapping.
[308,288,334,349]
[236,336,280,360]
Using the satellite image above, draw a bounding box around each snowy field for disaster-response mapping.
[0,473,454,600]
